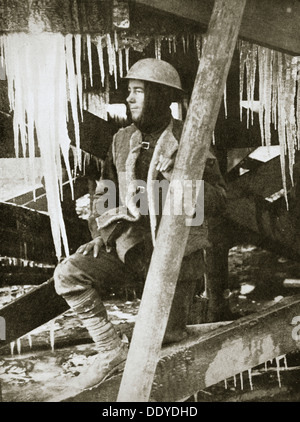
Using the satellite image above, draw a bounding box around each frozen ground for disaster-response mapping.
[0,245,300,402]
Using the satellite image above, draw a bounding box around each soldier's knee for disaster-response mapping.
[53,257,74,296]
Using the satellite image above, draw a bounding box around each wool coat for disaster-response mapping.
[88,118,227,264]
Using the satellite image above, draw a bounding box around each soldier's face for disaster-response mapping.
[126,79,145,122]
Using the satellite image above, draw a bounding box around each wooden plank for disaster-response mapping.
[117,0,246,403]
[0,278,68,345]
[62,294,300,402]
[136,0,300,56]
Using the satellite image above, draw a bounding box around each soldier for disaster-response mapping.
[54,58,227,391]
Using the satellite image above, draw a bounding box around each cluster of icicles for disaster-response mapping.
[8,331,290,392]
[0,32,127,260]
[0,33,84,260]
[239,40,300,206]
[0,31,205,261]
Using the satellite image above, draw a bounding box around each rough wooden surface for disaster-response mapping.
[0,0,111,34]
[60,294,300,402]
[136,0,300,55]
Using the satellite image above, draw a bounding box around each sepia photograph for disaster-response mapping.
[0,0,300,406]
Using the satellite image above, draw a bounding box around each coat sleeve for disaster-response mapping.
[88,144,120,240]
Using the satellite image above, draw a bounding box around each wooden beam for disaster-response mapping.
[117,0,246,402]
[135,0,300,56]
[0,278,68,345]
[62,294,300,402]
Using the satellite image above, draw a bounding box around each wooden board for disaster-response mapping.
[62,294,300,402]
[0,278,68,345]
[136,0,300,56]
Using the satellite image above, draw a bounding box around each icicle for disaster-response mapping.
[239,41,247,122]
[283,354,288,370]
[96,36,105,87]
[75,35,83,121]
[125,47,130,74]
[212,131,215,145]
[193,393,197,402]
[248,44,258,126]
[297,58,300,150]
[275,356,282,388]
[114,30,119,52]
[239,372,244,390]
[155,36,162,60]
[248,368,253,390]
[264,361,268,371]
[27,334,32,349]
[277,52,289,207]
[271,51,278,130]
[50,322,55,352]
[173,36,177,54]
[113,45,118,89]
[168,37,172,54]
[0,35,4,67]
[224,82,227,119]
[65,34,81,175]
[106,34,114,76]
[2,33,77,260]
[86,34,93,87]
[195,34,201,62]
[233,374,237,387]
[182,35,186,54]
[118,48,123,78]
[284,55,298,185]
[16,338,21,355]
[10,341,15,356]
[224,378,228,389]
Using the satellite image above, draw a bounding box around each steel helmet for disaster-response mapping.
[124,58,183,91]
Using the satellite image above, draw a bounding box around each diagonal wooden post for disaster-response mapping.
[117,0,247,402]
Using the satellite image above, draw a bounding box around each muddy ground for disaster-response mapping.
[0,245,300,402]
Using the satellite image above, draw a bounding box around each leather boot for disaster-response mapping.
[62,289,128,390]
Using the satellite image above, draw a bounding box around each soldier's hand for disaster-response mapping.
[156,154,174,172]
[76,237,104,258]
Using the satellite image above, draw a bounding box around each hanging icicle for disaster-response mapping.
[239,372,244,390]
[233,374,237,387]
[239,41,258,127]
[224,82,227,119]
[125,46,130,74]
[95,36,105,87]
[75,35,83,122]
[50,321,55,352]
[239,41,300,209]
[27,334,32,349]
[2,33,83,260]
[86,34,93,87]
[195,34,201,62]
[275,356,282,388]
[113,44,118,89]
[248,368,253,390]
[155,36,162,60]
[118,48,123,78]
[16,338,21,355]
[106,33,114,76]
[182,35,186,54]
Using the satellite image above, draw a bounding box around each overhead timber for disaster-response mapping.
[135,0,300,56]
